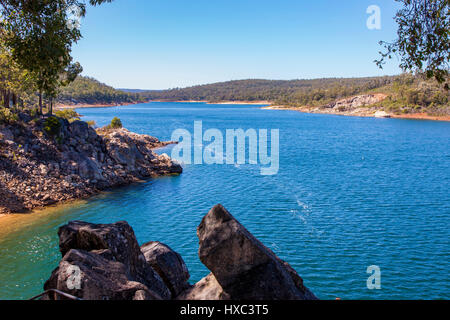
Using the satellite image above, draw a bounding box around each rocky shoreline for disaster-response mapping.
[0,115,182,214]
[42,204,317,300]
[262,94,450,122]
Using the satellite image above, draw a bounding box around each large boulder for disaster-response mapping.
[374,110,391,118]
[141,241,190,297]
[57,221,171,299]
[0,127,14,141]
[43,204,318,301]
[69,121,89,141]
[197,204,317,300]
[44,249,163,300]
[78,157,104,181]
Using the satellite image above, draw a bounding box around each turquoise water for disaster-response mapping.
[1,102,449,300]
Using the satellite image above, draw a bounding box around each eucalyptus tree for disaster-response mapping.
[376,0,449,86]
[0,27,36,108]
[0,0,113,113]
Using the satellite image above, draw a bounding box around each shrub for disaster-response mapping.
[110,117,122,129]
[86,120,97,128]
[30,108,39,118]
[55,109,81,122]
[43,116,62,137]
[0,107,19,124]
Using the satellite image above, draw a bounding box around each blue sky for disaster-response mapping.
[73,0,403,90]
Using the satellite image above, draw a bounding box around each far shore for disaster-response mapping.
[56,100,449,122]
[56,101,144,109]
[262,106,450,122]
[150,100,271,105]
[56,100,271,110]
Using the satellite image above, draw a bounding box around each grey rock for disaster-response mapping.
[141,241,190,297]
[44,249,162,300]
[58,221,171,299]
[78,157,104,181]
[69,121,89,140]
[197,204,318,300]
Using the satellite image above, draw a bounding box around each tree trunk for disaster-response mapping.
[39,91,43,115]
[2,89,9,108]
[17,95,23,109]
[49,98,53,116]
[1,89,5,107]
[12,93,17,108]
[4,90,10,108]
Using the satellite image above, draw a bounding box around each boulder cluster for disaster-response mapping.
[44,204,317,300]
[0,116,182,214]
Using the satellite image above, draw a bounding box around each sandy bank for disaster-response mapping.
[391,113,450,121]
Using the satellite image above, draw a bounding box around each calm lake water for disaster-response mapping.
[1,102,449,300]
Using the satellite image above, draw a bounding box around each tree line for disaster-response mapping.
[0,0,447,117]
[0,0,113,115]
[57,76,144,105]
[142,74,449,114]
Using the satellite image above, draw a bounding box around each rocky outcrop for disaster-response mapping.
[264,94,391,119]
[374,110,391,118]
[0,116,182,214]
[44,205,317,300]
[197,204,317,300]
[324,94,387,111]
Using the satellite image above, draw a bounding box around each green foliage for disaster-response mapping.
[0,107,19,124]
[86,120,97,128]
[0,1,114,112]
[102,116,122,130]
[55,109,80,122]
[144,74,449,115]
[110,117,122,129]
[2,2,82,108]
[43,116,62,137]
[376,0,449,84]
[57,76,144,105]
[29,108,40,119]
[375,74,449,115]
[144,77,397,106]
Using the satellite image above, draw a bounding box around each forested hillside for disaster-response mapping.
[144,74,449,115]
[57,76,145,106]
[144,77,391,102]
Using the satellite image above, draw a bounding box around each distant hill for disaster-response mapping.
[141,74,449,116]
[118,88,153,93]
[142,77,396,103]
[59,74,448,116]
[57,76,146,106]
